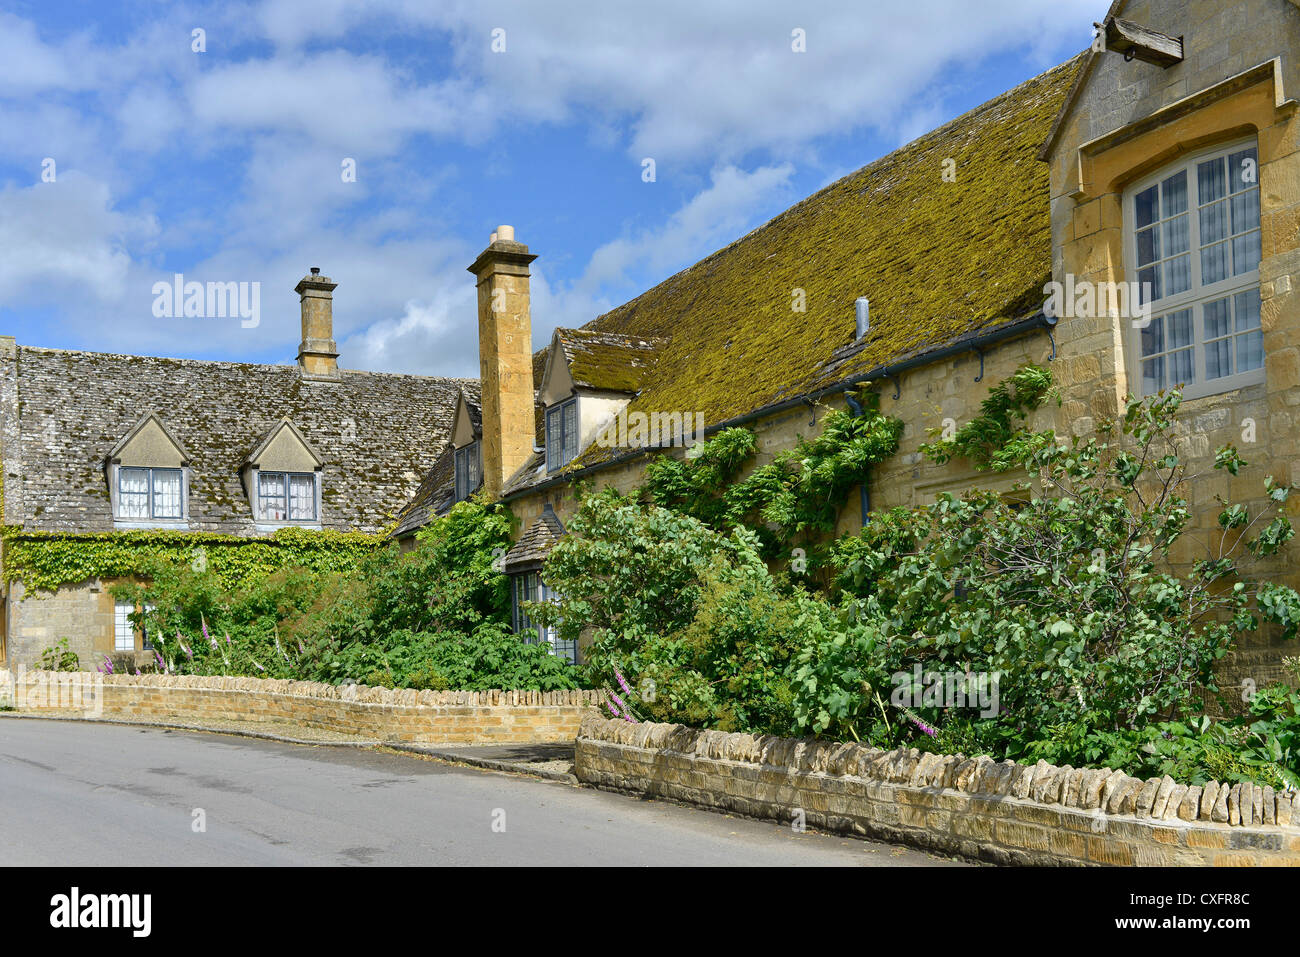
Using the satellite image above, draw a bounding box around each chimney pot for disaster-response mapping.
[294,268,340,378]
[495,225,515,242]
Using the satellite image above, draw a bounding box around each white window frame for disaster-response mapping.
[114,601,136,653]
[111,465,187,524]
[1122,137,1264,401]
[545,397,579,472]
[454,440,482,502]
[510,571,577,665]
[254,469,320,524]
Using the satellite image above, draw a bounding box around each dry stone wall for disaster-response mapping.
[4,671,602,745]
[576,715,1300,866]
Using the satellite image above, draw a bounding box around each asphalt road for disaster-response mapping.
[0,718,962,866]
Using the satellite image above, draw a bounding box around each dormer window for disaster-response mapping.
[107,413,189,526]
[117,467,183,520]
[454,440,482,501]
[256,471,318,522]
[241,419,325,527]
[546,397,578,472]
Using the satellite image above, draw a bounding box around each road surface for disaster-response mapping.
[0,718,963,866]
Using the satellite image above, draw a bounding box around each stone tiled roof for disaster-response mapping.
[396,55,1082,524]
[552,328,667,394]
[502,507,565,572]
[0,344,475,535]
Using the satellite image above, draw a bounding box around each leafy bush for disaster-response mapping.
[38,639,80,672]
[113,500,585,691]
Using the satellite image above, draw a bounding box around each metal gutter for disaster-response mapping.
[499,312,1058,504]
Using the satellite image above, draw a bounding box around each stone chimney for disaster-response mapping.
[295,267,340,378]
[468,226,537,498]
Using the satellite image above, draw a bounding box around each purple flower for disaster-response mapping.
[252,660,265,672]
[134,668,141,676]
[225,631,232,646]
[610,690,628,712]
[613,666,631,695]
[909,715,937,737]
[606,703,620,717]
[154,650,165,669]
[102,655,114,675]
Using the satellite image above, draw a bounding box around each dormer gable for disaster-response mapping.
[105,413,191,525]
[107,412,189,469]
[242,418,324,473]
[240,419,325,525]
[450,390,482,449]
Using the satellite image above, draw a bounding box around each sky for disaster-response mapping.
[0,0,1105,378]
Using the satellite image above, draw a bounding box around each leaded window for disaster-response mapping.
[545,398,579,472]
[454,441,482,501]
[510,571,576,665]
[1126,139,1264,399]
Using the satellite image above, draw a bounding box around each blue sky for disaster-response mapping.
[0,0,1104,378]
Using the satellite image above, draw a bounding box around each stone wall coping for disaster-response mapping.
[8,670,604,711]
[578,714,1300,830]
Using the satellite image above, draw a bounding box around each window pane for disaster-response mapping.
[454,447,468,499]
[1164,254,1191,296]
[1201,241,1230,285]
[1230,191,1260,234]
[119,468,149,519]
[1204,297,1231,340]
[1167,309,1193,349]
[1234,290,1260,331]
[562,401,578,461]
[1135,185,1159,229]
[1198,156,1227,203]
[1237,330,1264,372]
[1228,147,1257,193]
[289,474,316,520]
[1168,348,1194,386]
[546,407,561,470]
[152,470,182,518]
[258,472,286,520]
[114,602,135,652]
[1140,318,1163,357]
[1142,356,1164,396]
[1232,231,1261,276]
[1163,214,1189,256]
[1136,226,1159,266]
[1138,266,1160,303]
[1162,170,1188,215]
[469,442,481,489]
[1199,200,1229,244]
[1206,338,1232,380]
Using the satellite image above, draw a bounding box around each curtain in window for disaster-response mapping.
[259,472,287,520]
[152,470,182,518]
[118,468,150,519]
[289,474,316,520]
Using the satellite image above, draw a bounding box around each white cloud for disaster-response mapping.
[0,172,158,302]
[579,164,794,292]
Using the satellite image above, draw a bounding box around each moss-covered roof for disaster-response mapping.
[1,345,476,534]
[552,328,667,395]
[494,55,1080,494]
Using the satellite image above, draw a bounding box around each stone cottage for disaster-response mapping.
[397,0,1300,689]
[0,271,476,668]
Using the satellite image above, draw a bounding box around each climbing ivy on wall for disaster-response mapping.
[641,388,904,555]
[1,526,385,595]
[919,363,1055,470]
